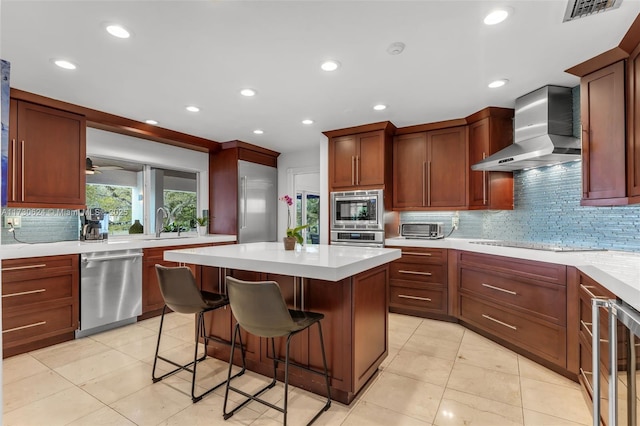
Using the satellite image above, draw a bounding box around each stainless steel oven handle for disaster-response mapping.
[82,253,143,263]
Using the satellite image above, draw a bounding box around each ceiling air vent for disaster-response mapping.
[563,0,623,22]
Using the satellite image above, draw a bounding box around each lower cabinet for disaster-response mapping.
[2,255,79,358]
[454,251,568,369]
[387,246,448,319]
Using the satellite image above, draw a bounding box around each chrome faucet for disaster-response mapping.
[155,207,168,238]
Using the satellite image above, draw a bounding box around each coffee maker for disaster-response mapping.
[81,208,109,241]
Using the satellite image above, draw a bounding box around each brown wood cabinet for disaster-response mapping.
[2,255,79,358]
[454,251,568,369]
[325,122,395,192]
[466,108,514,210]
[580,61,628,206]
[628,40,640,202]
[387,246,448,319]
[209,141,279,235]
[393,126,468,210]
[7,99,86,209]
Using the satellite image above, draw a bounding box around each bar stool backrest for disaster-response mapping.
[226,277,295,338]
[155,265,209,314]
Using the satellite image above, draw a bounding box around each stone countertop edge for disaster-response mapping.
[386,237,640,312]
[164,242,402,282]
[0,234,237,260]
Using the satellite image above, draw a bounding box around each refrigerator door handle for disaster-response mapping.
[240,176,247,229]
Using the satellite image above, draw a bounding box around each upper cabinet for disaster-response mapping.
[566,14,640,206]
[466,108,514,210]
[325,122,395,192]
[8,99,86,209]
[393,126,468,210]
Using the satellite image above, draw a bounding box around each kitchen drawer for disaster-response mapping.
[3,304,75,346]
[390,285,446,314]
[459,294,566,367]
[390,262,445,284]
[387,246,447,264]
[460,267,566,325]
[2,254,77,276]
[2,272,75,311]
[459,251,566,285]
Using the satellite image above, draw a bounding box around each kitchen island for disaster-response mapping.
[164,242,401,404]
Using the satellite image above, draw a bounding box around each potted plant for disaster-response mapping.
[196,217,208,236]
[279,194,309,250]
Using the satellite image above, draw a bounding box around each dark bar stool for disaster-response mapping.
[223,276,331,425]
[152,265,245,403]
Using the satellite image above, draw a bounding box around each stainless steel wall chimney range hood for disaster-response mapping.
[471,85,580,172]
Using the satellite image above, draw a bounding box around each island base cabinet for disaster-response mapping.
[203,264,389,404]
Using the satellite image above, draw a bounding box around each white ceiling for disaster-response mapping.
[1,1,639,154]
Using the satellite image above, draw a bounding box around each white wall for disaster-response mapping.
[277,143,325,240]
[86,128,209,218]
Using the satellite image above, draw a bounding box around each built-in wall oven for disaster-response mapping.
[330,189,384,247]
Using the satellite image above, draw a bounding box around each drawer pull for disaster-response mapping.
[580,320,609,343]
[2,289,46,298]
[579,368,594,394]
[3,321,46,334]
[2,264,47,272]
[481,283,517,295]
[403,252,432,257]
[481,314,517,331]
[399,270,432,276]
[398,294,432,302]
[580,284,609,300]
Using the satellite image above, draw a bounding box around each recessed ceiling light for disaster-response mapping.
[106,24,131,39]
[186,106,200,112]
[240,88,256,97]
[488,79,509,88]
[484,9,509,25]
[145,119,158,125]
[302,119,314,125]
[373,104,387,111]
[53,59,77,70]
[253,129,264,135]
[321,60,340,72]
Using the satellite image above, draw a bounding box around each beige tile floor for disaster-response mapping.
[2,312,593,425]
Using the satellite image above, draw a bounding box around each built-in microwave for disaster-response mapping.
[330,189,383,230]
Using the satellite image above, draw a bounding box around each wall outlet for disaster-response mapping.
[451,212,459,229]
[4,216,21,228]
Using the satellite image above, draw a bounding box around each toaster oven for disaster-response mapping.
[400,223,444,239]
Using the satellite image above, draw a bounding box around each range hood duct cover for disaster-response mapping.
[471,85,581,172]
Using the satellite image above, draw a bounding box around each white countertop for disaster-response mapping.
[164,242,402,282]
[0,234,237,260]
[386,237,640,312]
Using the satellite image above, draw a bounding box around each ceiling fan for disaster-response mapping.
[85,157,123,174]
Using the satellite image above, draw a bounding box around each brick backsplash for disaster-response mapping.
[401,161,640,253]
[1,209,79,245]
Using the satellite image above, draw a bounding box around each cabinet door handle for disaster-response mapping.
[482,314,517,330]
[3,321,46,334]
[351,156,355,186]
[355,156,359,185]
[482,152,487,205]
[580,320,609,343]
[580,284,609,300]
[403,252,432,257]
[398,294,431,302]
[481,283,517,295]
[2,263,47,272]
[427,161,431,206]
[21,140,25,201]
[10,138,16,202]
[422,162,426,206]
[399,270,432,276]
[2,289,46,298]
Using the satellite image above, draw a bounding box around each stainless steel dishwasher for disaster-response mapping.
[76,249,143,338]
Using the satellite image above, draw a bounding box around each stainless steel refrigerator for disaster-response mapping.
[238,160,277,243]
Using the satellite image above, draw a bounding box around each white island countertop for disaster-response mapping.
[164,242,402,282]
[386,237,640,312]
